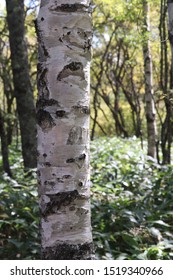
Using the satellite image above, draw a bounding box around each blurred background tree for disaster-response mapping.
[0,0,172,168]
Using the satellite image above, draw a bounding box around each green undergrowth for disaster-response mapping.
[0,137,173,259]
[91,137,173,260]
[0,143,40,259]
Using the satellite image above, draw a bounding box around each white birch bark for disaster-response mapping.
[143,0,157,158]
[36,0,94,259]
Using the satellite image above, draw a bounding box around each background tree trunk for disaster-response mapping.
[142,0,157,158]
[159,0,173,164]
[0,110,12,177]
[6,0,37,169]
[168,0,173,88]
[36,0,94,259]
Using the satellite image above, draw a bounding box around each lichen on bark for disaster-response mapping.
[42,242,94,260]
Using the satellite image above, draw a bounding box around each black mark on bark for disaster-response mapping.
[66,62,82,71]
[57,62,84,81]
[84,38,92,51]
[34,19,39,38]
[37,109,56,131]
[42,242,95,260]
[37,65,49,99]
[73,105,90,115]
[78,154,86,160]
[66,158,75,163]
[63,175,72,179]
[44,180,55,187]
[42,44,49,57]
[56,174,72,182]
[37,98,60,110]
[37,65,47,84]
[66,153,86,168]
[35,21,49,59]
[45,162,51,167]
[57,178,64,183]
[50,4,87,13]
[41,190,79,216]
[56,110,67,118]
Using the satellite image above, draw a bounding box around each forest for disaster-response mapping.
[0,0,173,260]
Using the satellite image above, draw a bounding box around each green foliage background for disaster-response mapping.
[1,137,173,259]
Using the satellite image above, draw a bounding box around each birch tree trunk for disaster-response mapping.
[143,0,157,158]
[36,0,94,259]
[6,0,37,169]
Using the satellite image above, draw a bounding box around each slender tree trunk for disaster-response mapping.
[168,0,173,88]
[6,0,37,169]
[163,0,173,164]
[2,65,14,146]
[36,0,94,259]
[142,0,157,158]
[0,41,14,146]
[159,0,173,164]
[0,110,12,177]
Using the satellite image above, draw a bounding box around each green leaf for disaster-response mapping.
[151,220,171,228]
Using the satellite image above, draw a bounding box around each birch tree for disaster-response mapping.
[142,0,157,158]
[36,0,94,259]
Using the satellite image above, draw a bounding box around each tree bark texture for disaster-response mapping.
[0,110,12,177]
[36,0,94,259]
[142,0,157,159]
[168,0,173,88]
[159,0,172,164]
[6,0,37,168]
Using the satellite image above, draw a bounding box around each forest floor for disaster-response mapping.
[0,137,173,259]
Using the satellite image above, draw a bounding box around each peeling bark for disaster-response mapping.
[37,0,94,259]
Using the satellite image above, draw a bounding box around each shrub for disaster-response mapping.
[91,137,173,260]
[0,144,40,259]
